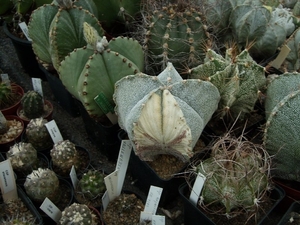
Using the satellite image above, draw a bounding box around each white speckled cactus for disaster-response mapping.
[264,72,300,182]
[113,63,220,162]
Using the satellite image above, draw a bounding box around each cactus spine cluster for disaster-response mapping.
[58,203,98,225]
[24,168,60,203]
[20,91,44,119]
[114,62,220,162]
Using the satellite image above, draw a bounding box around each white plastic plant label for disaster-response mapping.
[32,78,43,98]
[115,140,132,195]
[45,120,63,144]
[69,165,78,189]
[102,191,110,211]
[270,44,291,69]
[18,22,32,41]
[40,197,62,223]
[0,159,18,202]
[1,74,10,86]
[144,185,163,215]
[152,215,165,225]
[140,211,152,223]
[189,171,206,206]
[104,170,119,202]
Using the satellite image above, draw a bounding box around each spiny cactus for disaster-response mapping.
[58,203,98,225]
[25,117,52,150]
[264,72,300,182]
[113,62,220,162]
[0,82,13,109]
[0,112,8,134]
[24,168,60,203]
[6,142,38,174]
[141,3,210,76]
[76,170,106,201]
[59,22,144,121]
[192,133,270,217]
[20,90,44,119]
[189,48,266,122]
[28,0,104,70]
[50,139,81,176]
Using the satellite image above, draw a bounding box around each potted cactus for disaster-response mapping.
[113,62,220,206]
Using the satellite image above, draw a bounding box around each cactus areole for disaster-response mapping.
[114,63,220,162]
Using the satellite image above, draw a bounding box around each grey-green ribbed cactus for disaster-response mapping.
[20,90,44,119]
[264,72,300,182]
[189,48,266,121]
[113,62,220,162]
[6,142,38,174]
[59,22,144,121]
[58,203,98,225]
[193,133,270,217]
[24,168,60,203]
[28,0,104,70]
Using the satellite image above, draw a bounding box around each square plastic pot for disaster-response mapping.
[278,201,300,224]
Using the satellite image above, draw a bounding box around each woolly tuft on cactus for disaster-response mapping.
[20,90,44,119]
[114,62,220,162]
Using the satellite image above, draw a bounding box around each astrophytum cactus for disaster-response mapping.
[59,22,144,121]
[28,0,104,70]
[264,72,300,182]
[113,62,220,162]
[20,90,44,119]
[189,48,266,121]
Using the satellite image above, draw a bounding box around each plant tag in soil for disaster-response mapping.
[115,140,132,195]
[0,74,10,87]
[40,197,62,223]
[102,191,110,211]
[18,22,32,41]
[70,165,78,188]
[144,185,163,215]
[189,171,206,206]
[0,159,18,202]
[152,215,165,225]
[45,120,63,144]
[94,93,118,124]
[270,44,291,69]
[104,170,119,202]
[32,78,44,99]
[140,212,165,224]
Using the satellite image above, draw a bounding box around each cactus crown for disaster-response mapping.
[21,90,44,119]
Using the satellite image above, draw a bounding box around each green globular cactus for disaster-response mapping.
[59,22,144,121]
[50,139,81,176]
[0,82,15,109]
[141,3,210,76]
[6,142,38,174]
[113,62,220,162]
[189,48,266,121]
[20,90,44,119]
[77,170,106,201]
[58,203,98,225]
[24,168,60,203]
[264,72,300,182]
[28,0,104,70]
[25,117,52,150]
[193,133,270,217]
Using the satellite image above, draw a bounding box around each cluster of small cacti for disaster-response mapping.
[58,203,98,225]
[20,90,44,119]
[114,62,220,162]
[24,168,60,203]
[76,169,106,201]
[25,117,52,150]
[6,142,38,174]
[193,133,271,217]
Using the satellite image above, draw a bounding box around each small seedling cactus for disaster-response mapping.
[25,117,52,150]
[24,168,60,203]
[6,142,38,174]
[0,82,13,109]
[58,203,98,225]
[20,90,44,119]
[113,62,220,162]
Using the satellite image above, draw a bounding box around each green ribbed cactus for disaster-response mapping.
[59,22,144,121]
[141,3,210,76]
[6,142,38,174]
[25,117,52,150]
[113,62,220,162]
[189,48,266,122]
[193,133,270,217]
[0,82,13,109]
[20,90,44,119]
[264,72,300,182]
[24,168,60,203]
[28,0,104,70]
[50,139,81,176]
[58,203,98,225]
[77,170,106,201]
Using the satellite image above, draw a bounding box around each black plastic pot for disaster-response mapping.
[3,22,46,80]
[179,183,285,225]
[278,201,300,225]
[39,64,80,117]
